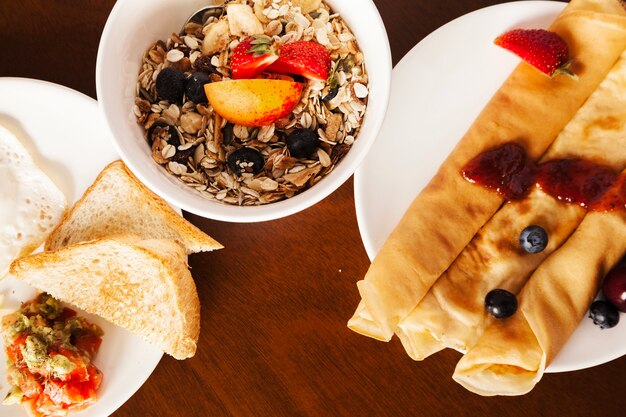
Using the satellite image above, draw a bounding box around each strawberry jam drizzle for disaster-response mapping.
[462,143,536,200]
[536,159,618,209]
[462,142,625,211]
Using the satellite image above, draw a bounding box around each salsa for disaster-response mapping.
[1,293,103,417]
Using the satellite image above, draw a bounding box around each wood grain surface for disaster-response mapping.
[1,0,625,416]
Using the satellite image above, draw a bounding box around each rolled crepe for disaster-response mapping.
[349,0,626,341]
[453,207,626,396]
[396,49,626,360]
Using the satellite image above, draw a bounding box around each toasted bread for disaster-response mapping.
[10,234,200,360]
[45,160,221,254]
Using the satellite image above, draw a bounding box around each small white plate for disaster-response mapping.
[0,78,163,416]
[354,1,626,373]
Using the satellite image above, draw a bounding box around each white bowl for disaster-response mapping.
[96,0,391,222]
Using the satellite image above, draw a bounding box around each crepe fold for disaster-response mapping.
[453,208,626,396]
[348,0,626,342]
[395,49,626,360]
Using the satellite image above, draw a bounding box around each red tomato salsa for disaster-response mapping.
[1,293,103,417]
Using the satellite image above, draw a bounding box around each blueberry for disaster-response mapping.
[286,129,319,158]
[185,72,211,103]
[227,148,265,175]
[519,225,548,254]
[485,289,518,319]
[589,300,620,329]
[156,67,186,103]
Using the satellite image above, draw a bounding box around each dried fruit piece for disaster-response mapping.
[494,29,575,78]
[204,79,303,127]
[193,54,218,74]
[146,119,181,146]
[201,20,230,56]
[267,41,331,81]
[231,35,278,79]
[227,3,264,37]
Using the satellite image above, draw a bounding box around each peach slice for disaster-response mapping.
[204,79,303,127]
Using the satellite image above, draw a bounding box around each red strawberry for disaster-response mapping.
[494,29,575,78]
[231,35,278,80]
[267,41,331,81]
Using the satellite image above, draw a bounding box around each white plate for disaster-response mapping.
[354,1,626,373]
[0,78,163,416]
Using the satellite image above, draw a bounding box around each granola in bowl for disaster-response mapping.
[134,0,368,206]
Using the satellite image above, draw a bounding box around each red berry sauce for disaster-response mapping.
[462,143,536,200]
[536,159,618,209]
[462,141,624,211]
[594,174,626,212]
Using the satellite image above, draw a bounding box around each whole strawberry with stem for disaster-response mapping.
[494,29,576,78]
[231,35,279,80]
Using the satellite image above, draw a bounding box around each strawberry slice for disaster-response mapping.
[267,41,331,81]
[494,29,575,78]
[231,35,278,80]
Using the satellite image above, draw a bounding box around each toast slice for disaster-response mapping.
[45,160,222,254]
[9,234,200,360]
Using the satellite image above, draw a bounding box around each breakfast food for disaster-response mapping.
[134,0,368,205]
[2,293,103,416]
[2,86,221,411]
[0,124,67,278]
[10,157,221,361]
[10,235,199,360]
[348,0,626,343]
[494,29,574,77]
[203,79,304,127]
[601,264,626,312]
[45,160,222,254]
[484,289,517,319]
[37,159,222,360]
[588,300,620,329]
[396,49,626,361]
[454,207,626,395]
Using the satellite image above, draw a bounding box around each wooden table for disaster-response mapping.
[1,1,625,416]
